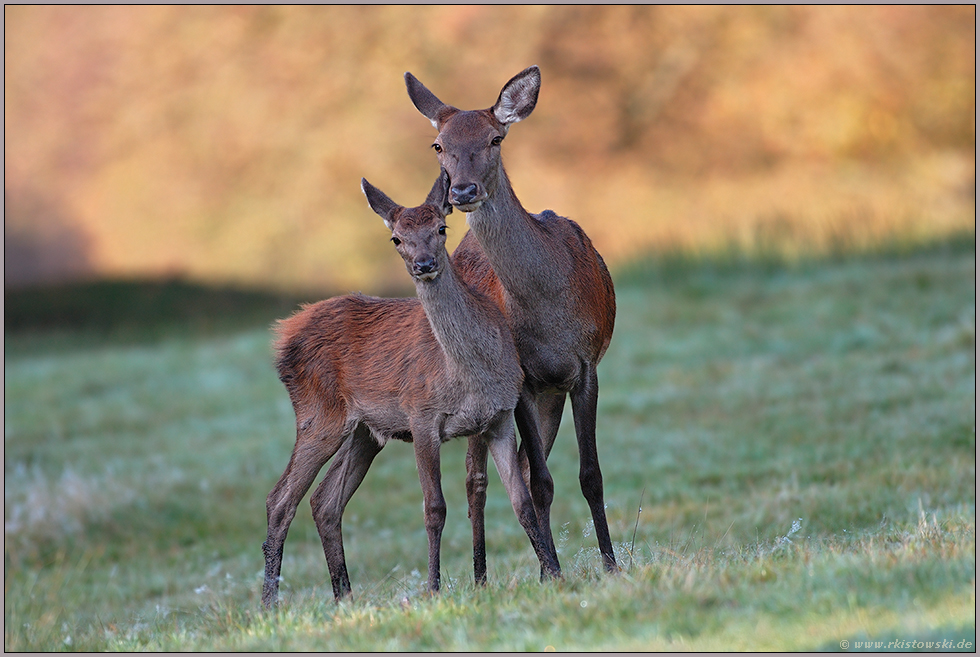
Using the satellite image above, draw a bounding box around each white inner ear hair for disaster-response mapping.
[495,77,536,124]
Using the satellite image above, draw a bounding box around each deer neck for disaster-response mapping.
[465,167,559,301]
[414,261,509,385]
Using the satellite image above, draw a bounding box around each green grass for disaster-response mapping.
[4,237,975,651]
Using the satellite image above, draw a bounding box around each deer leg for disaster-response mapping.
[514,390,562,577]
[485,415,562,580]
[535,392,568,459]
[413,430,447,593]
[569,365,618,573]
[465,435,489,586]
[262,431,342,608]
[516,392,565,487]
[310,423,382,600]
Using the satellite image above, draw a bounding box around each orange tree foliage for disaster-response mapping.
[4,5,975,291]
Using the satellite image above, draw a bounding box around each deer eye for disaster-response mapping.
[438,225,447,235]
[491,135,503,146]
[391,237,401,246]
[432,143,443,153]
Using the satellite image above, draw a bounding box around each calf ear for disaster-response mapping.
[361,178,401,229]
[425,168,454,218]
[405,72,455,129]
[492,66,540,125]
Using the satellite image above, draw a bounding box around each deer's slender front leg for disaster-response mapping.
[413,429,447,593]
[465,435,489,585]
[514,390,561,577]
[570,365,618,573]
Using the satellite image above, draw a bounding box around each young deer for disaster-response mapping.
[405,67,619,577]
[261,171,560,608]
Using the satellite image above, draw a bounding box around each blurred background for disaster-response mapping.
[4,5,975,296]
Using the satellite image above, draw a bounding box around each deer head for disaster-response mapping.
[405,66,541,212]
[362,170,454,282]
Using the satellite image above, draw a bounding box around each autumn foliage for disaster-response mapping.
[4,6,975,291]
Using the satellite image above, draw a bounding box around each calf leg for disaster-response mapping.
[413,431,447,593]
[262,429,344,608]
[310,424,382,600]
[486,415,561,580]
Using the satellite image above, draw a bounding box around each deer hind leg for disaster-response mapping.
[262,422,347,608]
[465,435,489,586]
[569,365,618,573]
[412,429,447,593]
[515,390,564,577]
[535,391,567,459]
[485,414,562,581]
[309,423,382,601]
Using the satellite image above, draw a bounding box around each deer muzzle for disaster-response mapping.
[450,182,486,211]
[413,258,440,281]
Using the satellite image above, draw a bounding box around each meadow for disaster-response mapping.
[4,232,975,651]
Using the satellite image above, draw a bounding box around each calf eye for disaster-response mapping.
[438,226,447,235]
[491,136,503,146]
[432,143,443,153]
[391,237,401,246]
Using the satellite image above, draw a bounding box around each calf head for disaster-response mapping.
[361,170,454,282]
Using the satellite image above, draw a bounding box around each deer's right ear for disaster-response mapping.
[361,178,400,230]
[405,72,452,129]
[424,168,454,218]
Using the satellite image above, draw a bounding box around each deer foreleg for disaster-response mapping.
[413,431,446,593]
[514,390,561,577]
[570,365,618,573]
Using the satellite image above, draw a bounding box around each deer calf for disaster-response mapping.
[261,171,560,607]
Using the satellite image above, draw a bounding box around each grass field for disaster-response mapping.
[4,234,976,651]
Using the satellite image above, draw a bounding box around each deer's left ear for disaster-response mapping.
[425,169,454,218]
[361,178,401,229]
[492,65,540,125]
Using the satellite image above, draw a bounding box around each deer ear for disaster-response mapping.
[405,72,454,129]
[425,168,454,218]
[361,178,401,229]
[492,65,540,125]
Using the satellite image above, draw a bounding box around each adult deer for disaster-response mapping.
[405,66,619,576]
[261,171,560,607]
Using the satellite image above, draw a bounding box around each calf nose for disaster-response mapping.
[450,183,480,206]
[414,258,437,275]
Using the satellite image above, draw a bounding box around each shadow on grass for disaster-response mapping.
[5,229,974,353]
[616,228,976,288]
[4,278,325,353]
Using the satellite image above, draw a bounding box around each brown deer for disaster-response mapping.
[404,66,619,577]
[261,171,560,608]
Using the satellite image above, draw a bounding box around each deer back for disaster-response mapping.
[273,294,450,443]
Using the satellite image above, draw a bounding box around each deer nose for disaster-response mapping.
[450,183,480,206]
[414,258,438,275]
